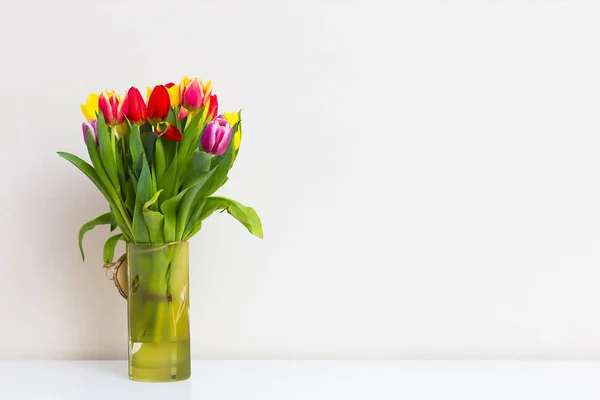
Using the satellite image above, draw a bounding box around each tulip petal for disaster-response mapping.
[81,93,99,121]
[183,79,203,110]
[201,122,217,153]
[158,123,182,142]
[167,85,179,107]
[213,129,231,156]
[147,85,170,125]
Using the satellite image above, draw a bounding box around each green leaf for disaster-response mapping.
[58,150,132,240]
[155,137,166,180]
[177,111,205,185]
[161,187,192,243]
[132,156,152,243]
[124,179,135,215]
[175,169,216,240]
[141,131,157,166]
[103,233,123,264]
[162,137,177,169]
[143,209,164,243]
[182,197,207,239]
[57,152,108,199]
[198,133,235,199]
[158,154,178,201]
[78,212,114,261]
[183,151,211,189]
[85,130,133,237]
[166,107,179,129]
[189,197,263,239]
[96,112,119,193]
[143,189,163,211]
[115,137,127,193]
[129,123,144,171]
[184,221,203,240]
[129,171,138,194]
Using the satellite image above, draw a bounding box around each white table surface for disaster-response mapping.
[1,360,600,399]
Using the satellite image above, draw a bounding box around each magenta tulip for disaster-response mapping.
[82,120,98,146]
[98,91,123,125]
[201,115,231,156]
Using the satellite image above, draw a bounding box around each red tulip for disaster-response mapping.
[157,122,182,142]
[122,87,147,125]
[147,85,170,125]
[205,94,218,121]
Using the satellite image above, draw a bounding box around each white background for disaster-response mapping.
[1,0,600,360]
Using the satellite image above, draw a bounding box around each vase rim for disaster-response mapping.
[126,241,189,249]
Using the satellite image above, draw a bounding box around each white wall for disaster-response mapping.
[2,0,600,360]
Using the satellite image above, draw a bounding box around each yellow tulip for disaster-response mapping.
[116,122,130,137]
[166,84,179,107]
[80,93,99,121]
[223,111,241,150]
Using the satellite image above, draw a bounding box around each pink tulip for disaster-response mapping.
[201,115,231,156]
[178,107,187,120]
[179,77,210,111]
[82,120,98,146]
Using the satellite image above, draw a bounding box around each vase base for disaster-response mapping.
[128,339,191,382]
[129,366,191,382]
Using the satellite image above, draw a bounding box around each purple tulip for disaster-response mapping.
[82,120,98,146]
[201,115,232,156]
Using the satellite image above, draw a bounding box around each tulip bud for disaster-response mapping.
[122,87,147,125]
[82,120,98,146]
[157,122,182,142]
[201,115,232,156]
[147,85,170,125]
[98,90,122,125]
[179,76,211,111]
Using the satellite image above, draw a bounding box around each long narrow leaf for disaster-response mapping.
[129,123,144,172]
[175,169,215,240]
[161,187,191,243]
[132,155,152,243]
[96,112,119,193]
[155,137,166,180]
[143,210,164,243]
[187,197,263,239]
[78,212,114,261]
[85,131,133,237]
[103,233,123,264]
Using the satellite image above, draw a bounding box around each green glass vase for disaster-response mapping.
[126,242,191,382]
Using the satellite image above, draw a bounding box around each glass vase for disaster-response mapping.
[126,242,191,382]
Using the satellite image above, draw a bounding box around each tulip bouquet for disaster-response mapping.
[58,77,262,382]
[59,77,262,264]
